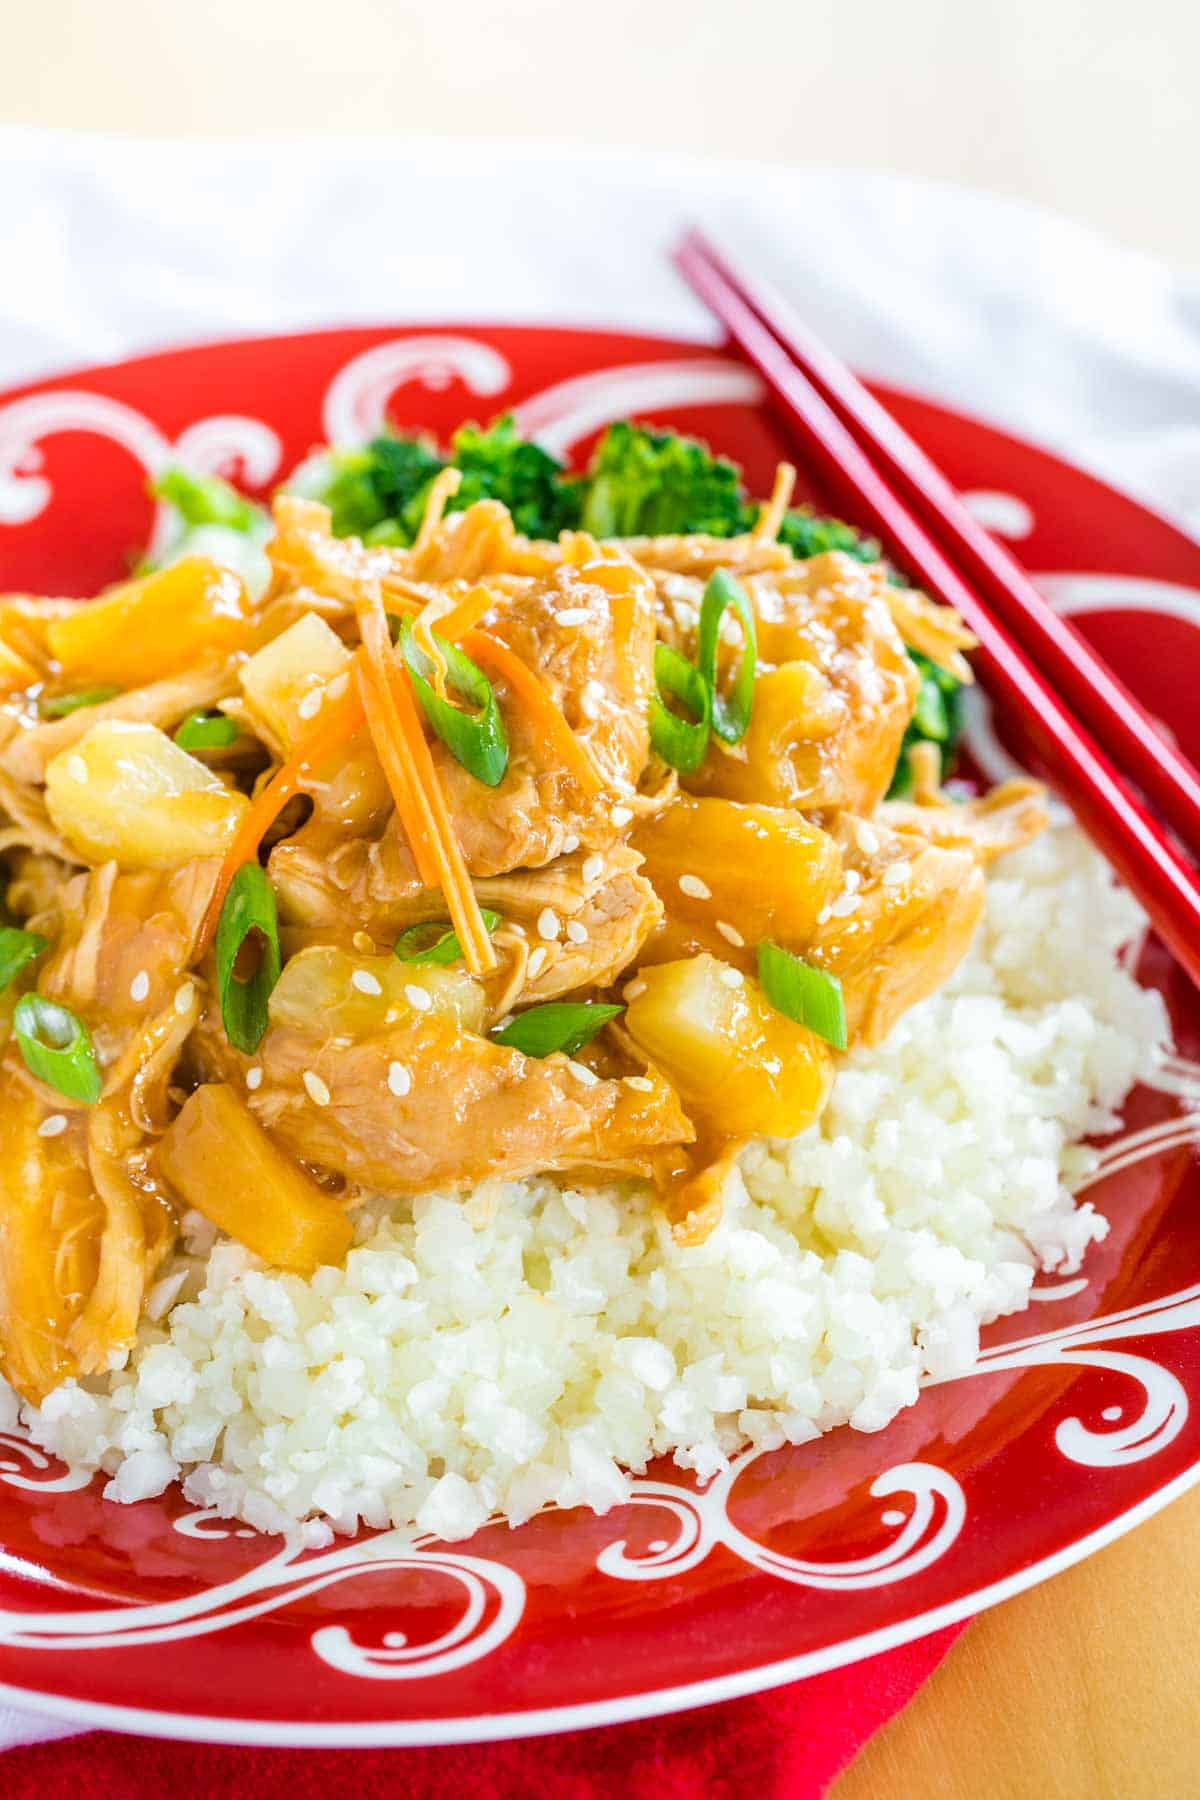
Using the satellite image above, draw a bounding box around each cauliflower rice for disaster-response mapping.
[11,821,1167,1546]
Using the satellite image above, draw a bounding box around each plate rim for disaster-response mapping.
[2,1462,1198,1746]
[2,318,1199,1746]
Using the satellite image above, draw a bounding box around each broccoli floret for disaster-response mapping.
[297,415,579,545]
[445,416,582,539]
[300,435,446,542]
[775,506,882,564]
[887,650,966,797]
[579,421,751,538]
[152,467,266,534]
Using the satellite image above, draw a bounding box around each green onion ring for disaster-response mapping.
[0,926,48,994]
[697,568,757,745]
[490,1000,624,1059]
[13,994,103,1103]
[215,862,282,1054]
[394,909,501,966]
[649,642,711,774]
[174,710,241,751]
[397,619,509,788]
[39,686,121,718]
[756,941,847,1051]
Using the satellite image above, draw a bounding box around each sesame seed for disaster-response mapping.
[844,869,861,892]
[404,983,433,1012]
[611,804,633,828]
[624,978,647,1000]
[387,1060,412,1097]
[882,861,911,888]
[584,679,605,704]
[537,907,560,941]
[719,966,744,988]
[580,694,600,721]
[351,969,383,996]
[716,920,745,948]
[67,754,88,784]
[856,822,881,855]
[173,981,195,1016]
[554,606,589,627]
[561,834,580,855]
[678,874,712,900]
[37,1113,68,1139]
[566,920,588,945]
[296,688,323,721]
[326,672,350,701]
[129,970,150,1003]
[567,1059,599,1086]
[582,853,605,884]
[829,892,860,918]
[623,1075,654,1093]
[302,1070,331,1107]
[526,946,549,978]
[352,930,375,954]
[246,1066,263,1091]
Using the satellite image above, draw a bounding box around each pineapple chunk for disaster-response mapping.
[633,795,841,948]
[0,1080,103,1403]
[44,720,248,869]
[0,635,35,694]
[239,613,353,750]
[155,1083,353,1274]
[46,556,252,688]
[624,952,834,1139]
[268,944,485,1039]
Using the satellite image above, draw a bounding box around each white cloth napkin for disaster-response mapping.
[1,129,1199,1750]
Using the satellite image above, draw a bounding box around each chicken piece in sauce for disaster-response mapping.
[0,458,1042,1407]
[656,553,920,816]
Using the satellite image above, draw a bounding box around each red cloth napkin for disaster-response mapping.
[0,1623,965,1798]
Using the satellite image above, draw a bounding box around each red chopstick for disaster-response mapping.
[678,226,1200,861]
[673,230,1200,993]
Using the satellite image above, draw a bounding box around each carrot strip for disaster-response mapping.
[352,652,440,889]
[197,684,365,953]
[355,586,497,976]
[460,631,604,795]
[436,583,505,643]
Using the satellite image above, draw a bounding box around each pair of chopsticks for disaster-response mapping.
[675,227,1200,993]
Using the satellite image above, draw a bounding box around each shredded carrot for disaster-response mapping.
[435,582,504,643]
[352,651,439,888]
[197,684,366,953]
[753,462,797,542]
[355,583,497,976]
[412,466,463,557]
[460,631,604,795]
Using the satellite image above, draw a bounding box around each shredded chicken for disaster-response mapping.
[0,470,1043,1399]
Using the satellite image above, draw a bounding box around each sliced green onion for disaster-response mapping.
[394,909,501,966]
[13,995,102,1103]
[911,674,950,742]
[697,568,757,744]
[491,1000,623,1059]
[215,862,281,1054]
[0,926,48,994]
[756,941,847,1051]
[397,618,509,787]
[174,709,240,751]
[649,642,711,774]
[39,686,120,718]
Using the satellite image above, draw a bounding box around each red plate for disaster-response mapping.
[2,325,1199,1745]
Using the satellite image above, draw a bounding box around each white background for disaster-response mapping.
[1,0,1198,266]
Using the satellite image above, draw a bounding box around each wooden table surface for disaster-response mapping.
[3,5,1199,1791]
